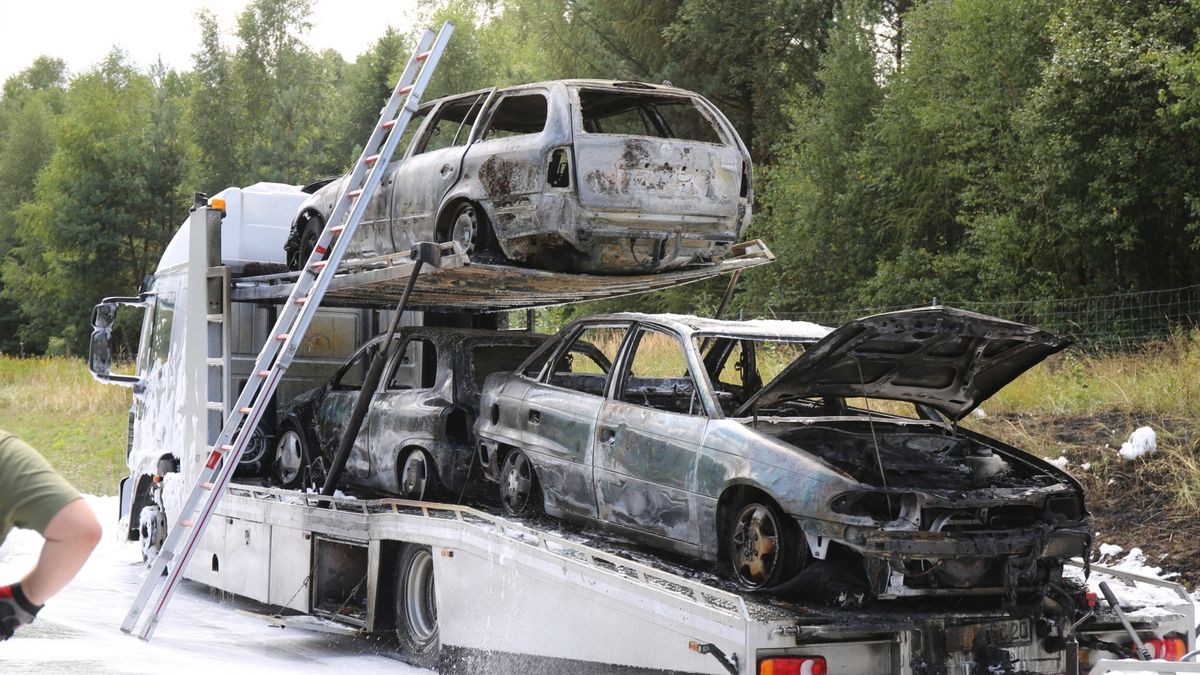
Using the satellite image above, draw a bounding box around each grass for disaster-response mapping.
[0,356,131,495]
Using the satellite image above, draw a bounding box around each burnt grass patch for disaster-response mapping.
[968,411,1200,587]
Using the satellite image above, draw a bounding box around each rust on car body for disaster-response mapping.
[474,307,1092,601]
[285,80,753,275]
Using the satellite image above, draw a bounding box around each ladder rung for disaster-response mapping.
[276,333,290,341]
[381,119,397,130]
[330,225,345,234]
[312,261,328,270]
[294,297,309,305]
[206,314,224,323]
[220,445,235,451]
[180,519,194,528]
[239,407,253,414]
[257,370,271,377]
[314,244,328,255]
[201,482,214,490]
[364,154,381,165]
[206,402,224,411]
[347,189,363,198]
[396,84,414,95]
[206,359,224,367]
[415,50,431,62]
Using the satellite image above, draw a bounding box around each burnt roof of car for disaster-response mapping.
[586,312,832,340]
[420,79,699,107]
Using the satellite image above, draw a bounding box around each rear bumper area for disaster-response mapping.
[492,192,745,274]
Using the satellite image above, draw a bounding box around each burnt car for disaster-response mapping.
[474,308,1091,601]
[286,80,752,274]
[274,327,547,499]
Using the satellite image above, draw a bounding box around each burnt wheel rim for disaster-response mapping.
[501,452,533,512]
[274,430,303,485]
[400,451,428,500]
[404,549,437,642]
[731,503,781,588]
[450,205,479,255]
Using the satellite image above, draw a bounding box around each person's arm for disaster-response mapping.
[20,498,102,605]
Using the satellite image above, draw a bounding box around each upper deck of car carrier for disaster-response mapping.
[228,239,774,311]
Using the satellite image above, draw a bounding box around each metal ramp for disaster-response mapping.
[229,239,776,310]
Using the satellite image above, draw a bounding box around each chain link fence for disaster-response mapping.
[742,284,1200,348]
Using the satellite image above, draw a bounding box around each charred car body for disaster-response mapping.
[286,80,753,274]
[274,327,547,499]
[474,307,1091,601]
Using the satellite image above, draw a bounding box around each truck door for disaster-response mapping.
[593,326,705,545]
[391,91,492,247]
[518,322,630,518]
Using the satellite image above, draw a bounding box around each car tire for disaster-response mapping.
[440,201,493,256]
[272,426,312,490]
[394,543,440,669]
[726,498,801,590]
[499,449,541,515]
[398,449,440,502]
[288,212,325,270]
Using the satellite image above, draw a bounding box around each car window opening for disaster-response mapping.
[547,324,624,396]
[390,338,437,390]
[620,328,703,416]
[418,93,487,154]
[547,148,570,188]
[483,93,549,141]
[578,89,722,144]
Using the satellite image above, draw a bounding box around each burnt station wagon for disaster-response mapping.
[274,327,547,499]
[286,80,753,274]
[474,308,1091,602]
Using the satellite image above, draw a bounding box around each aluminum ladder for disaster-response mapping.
[121,21,454,640]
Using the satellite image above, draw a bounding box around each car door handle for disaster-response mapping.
[440,163,453,175]
[599,427,617,444]
[528,410,540,425]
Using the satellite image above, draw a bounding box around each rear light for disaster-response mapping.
[759,656,827,675]
[1145,637,1187,661]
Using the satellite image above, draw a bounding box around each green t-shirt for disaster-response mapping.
[0,429,80,546]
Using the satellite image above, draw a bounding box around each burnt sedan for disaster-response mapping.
[286,79,752,274]
[274,327,547,500]
[474,308,1091,601]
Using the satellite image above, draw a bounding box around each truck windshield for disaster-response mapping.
[137,293,175,376]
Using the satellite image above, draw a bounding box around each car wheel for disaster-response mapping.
[398,449,440,502]
[727,499,798,590]
[394,544,440,668]
[499,449,541,515]
[289,213,325,270]
[272,426,310,489]
[442,202,492,256]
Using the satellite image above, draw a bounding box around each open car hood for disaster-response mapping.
[736,307,1071,420]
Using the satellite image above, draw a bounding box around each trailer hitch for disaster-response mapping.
[689,641,739,675]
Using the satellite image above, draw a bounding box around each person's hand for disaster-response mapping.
[0,583,41,640]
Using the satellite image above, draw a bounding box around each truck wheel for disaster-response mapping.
[139,505,167,564]
[272,427,311,489]
[726,499,799,590]
[499,449,541,515]
[394,544,440,668]
[398,449,440,502]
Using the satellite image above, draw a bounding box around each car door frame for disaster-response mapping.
[362,334,445,491]
[390,89,496,247]
[591,321,717,547]
[515,319,633,519]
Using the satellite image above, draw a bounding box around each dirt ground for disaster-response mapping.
[972,411,1200,588]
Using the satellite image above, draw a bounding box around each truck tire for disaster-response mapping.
[394,543,440,668]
